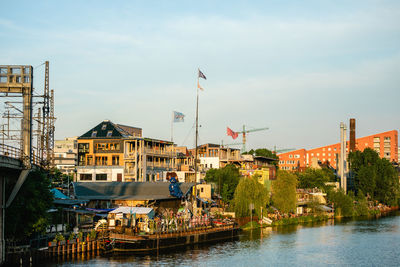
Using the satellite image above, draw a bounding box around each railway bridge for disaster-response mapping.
[0,63,55,266]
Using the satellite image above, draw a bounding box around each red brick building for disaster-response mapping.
[278,130,398,171]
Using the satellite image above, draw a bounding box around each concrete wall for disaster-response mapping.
[200,157,219,169]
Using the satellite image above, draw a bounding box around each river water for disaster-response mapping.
[43,212,400,266]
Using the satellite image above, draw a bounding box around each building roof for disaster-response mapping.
[109,206,153,214]
[51,188,69,199]
[72,182,195,201]
[79,120,142,139]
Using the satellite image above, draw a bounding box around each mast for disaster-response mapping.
[194,70,199,207]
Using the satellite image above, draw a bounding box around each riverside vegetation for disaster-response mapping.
[207,148,400,230]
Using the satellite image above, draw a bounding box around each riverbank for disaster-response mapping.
[241,206,399,230]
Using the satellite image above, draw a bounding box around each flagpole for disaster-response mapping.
[194,69,199,212]
[171,111,173,142]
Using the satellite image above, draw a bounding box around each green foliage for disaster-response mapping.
[272,171,298,213]
[349,148,399,205]
[31,217,48,235]
[271,215,329,226]
[77,231,83,240]
[54,233,65,242]
[297,168,336,190]
[354,195,369,217]
[233,175,270,218]
[89,229,97,240]
[205,164,240,203]
[244,148,279,167]
[68,232,76,240]
[241,221,260,230]
[328,189,354,217]
[245,148,278,159]
[307,200,324,215]
[51,168,73,187]
[5,170,54,240]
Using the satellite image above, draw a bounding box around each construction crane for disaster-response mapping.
[220,140,242,148]
[227,125,269,153]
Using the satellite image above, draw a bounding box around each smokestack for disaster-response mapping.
[350,118,356,152]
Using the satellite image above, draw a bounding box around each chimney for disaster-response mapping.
[349,118,356,152]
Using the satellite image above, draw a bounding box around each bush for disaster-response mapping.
[54,233,65,242]
[89,229,97,240]
[328,189,354,217]
[68,233,75,240]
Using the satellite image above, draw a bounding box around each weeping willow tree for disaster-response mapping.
[233,175,270,218]
[272,170,298,213]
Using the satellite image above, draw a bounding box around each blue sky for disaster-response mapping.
[1,0,399,150]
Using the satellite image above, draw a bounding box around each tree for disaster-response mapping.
[243,148,279,167]
[348,148,399,205]
[51,168,73,186]
[233,175,269,218]
[5,170,54,240]
[204,164,240,203]
[271,170,298,213]
[297,168,336,191]
[328,189,354,217]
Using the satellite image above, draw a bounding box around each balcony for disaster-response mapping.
[144,148,175,157]
[146,162,174,169]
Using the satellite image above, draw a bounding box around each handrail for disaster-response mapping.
[0,143,41,166]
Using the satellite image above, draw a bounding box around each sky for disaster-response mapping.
[1,0,399,151]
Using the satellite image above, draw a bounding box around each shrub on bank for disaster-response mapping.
[270,215,329,226]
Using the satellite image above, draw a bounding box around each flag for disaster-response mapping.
[198,69,206,80]
[197,81,204,91]
[227,127,238,139]
[173,111,185,122]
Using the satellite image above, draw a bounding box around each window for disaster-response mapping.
[289,155,293,158]
[96,174,107,181]
[107,130,113,137]
[80,174,92,181]
[91,131,97,137]
[201,188,204,193]
[328,148,331,151]
[102,124,107,130]
[78,143,89,153]
[87,155,93,165]
[210,164,213,168]
[95,156,108,165]
[112,156,119,165]
[11,68,21,74]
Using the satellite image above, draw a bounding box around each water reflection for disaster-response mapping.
[40,212,400,267]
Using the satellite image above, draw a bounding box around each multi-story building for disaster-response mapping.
[278,130,398,171]
[54,137,78,175]
[189,143,242,169]
[76,120,176,182]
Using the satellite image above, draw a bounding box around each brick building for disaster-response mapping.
[278,130,398,171]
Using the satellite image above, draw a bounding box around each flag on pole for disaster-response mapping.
[227,127,239,139]
[198,69,206,80]
[173,111,185,122]
[197,81,204,91]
